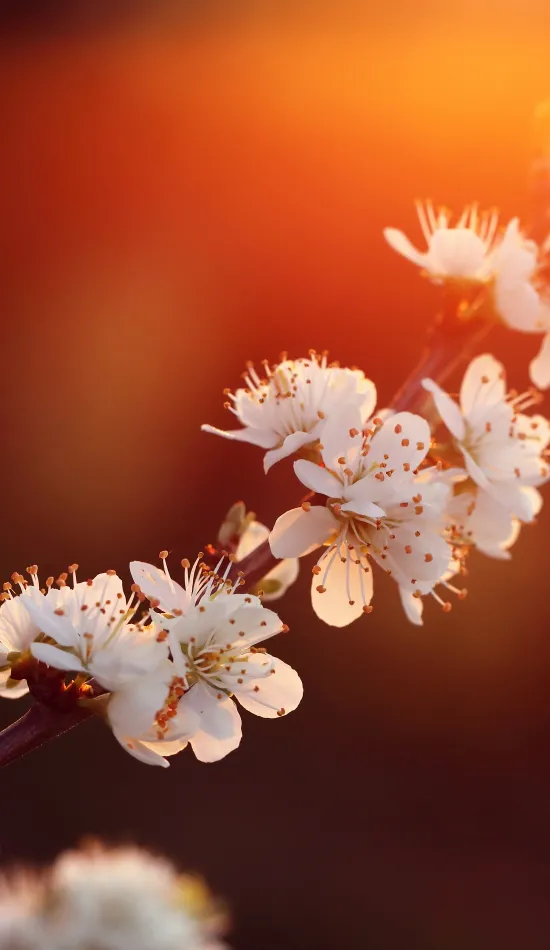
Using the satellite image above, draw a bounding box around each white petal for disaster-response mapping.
[129,561,190,615]
[107,665,173,737]
[462,447,491,490]
[466,490,519,557]
[235,657,303,718]
[0,669,29,699]
[459,354,506,417]
[269,506,338,558]
[379,523,451,595]
[259,557,300,601]
[340,498,386,519]
[264,430,320,473]
[495,280,543,332]
[398,588,424,626]
[311,546,373,627]
[486,482,541,522]
[319,406,364,471]
[112,731,171,767]
[210,602,284,650]
[383,227,427,267]
[30,642,85,673]
[235,521,270,559]
[22,587,79,647]
[422,380,466,441]
[367,411,432,470]
[183,682,242,763]
[530,333,550,390]
[427,228,486,278]
[201,424,278,449]
[293,459,342,497]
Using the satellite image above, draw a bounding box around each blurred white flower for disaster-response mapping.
[202,351,376,472]
[423,353,549,521]
[270,405,452,627]
[131,556,302,763]
[236,520,299,601]
[384,201,511,283]
[0,842,227,950]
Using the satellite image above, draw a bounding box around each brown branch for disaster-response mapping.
[390,300,494,416]
[0,702,90,768]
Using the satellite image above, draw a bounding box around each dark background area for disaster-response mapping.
[2,3,550,948]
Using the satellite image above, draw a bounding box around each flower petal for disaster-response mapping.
[311,545,373,627]
[201,424,278,449]
[107,663,173,736]
[422,380,466,441]
[30,642,85,673]
[269,506,338,558]
[530,333,550,390]
[264,429,320,473]
[236,657,303,718]
[383,227,427,267]
[319,406,364,471]
[398,587,424,626]
[293,459,342,497]
[183,682,242,763]
[129,561,190,615]
[0,669,29,699]
[367,411,432,470]
[459,353,506,417]
[111,731,171,767]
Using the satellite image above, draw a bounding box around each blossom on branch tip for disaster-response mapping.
[269,406,453,627]
[201,351,376,472]
[423,353,550,521]
[384,201,509,283]
[130,555,302,762]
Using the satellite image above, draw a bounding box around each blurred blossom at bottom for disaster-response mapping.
[0,841,228,950]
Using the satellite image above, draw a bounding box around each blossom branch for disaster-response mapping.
[0,702,89,768]
[389,297,495,415]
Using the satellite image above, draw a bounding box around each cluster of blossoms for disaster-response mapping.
[203,345,550,626]
[2,201,550,767]
[0,841,226,950]
[0,539,302,766]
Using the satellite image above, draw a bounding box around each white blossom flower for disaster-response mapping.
[0,571,47,700]
[15,567,196,767]
[130,556,303,763]
[489,222,550,388]
[269,406,453,627]
[0,842,227,950]
[235,520,299,601]
[423,353,550,520]
[27,569,168,692]
[384,203,550,388]
[383,201,512,284]
[202,351,376,472]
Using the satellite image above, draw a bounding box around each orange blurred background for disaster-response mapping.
[2,4,550,948]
